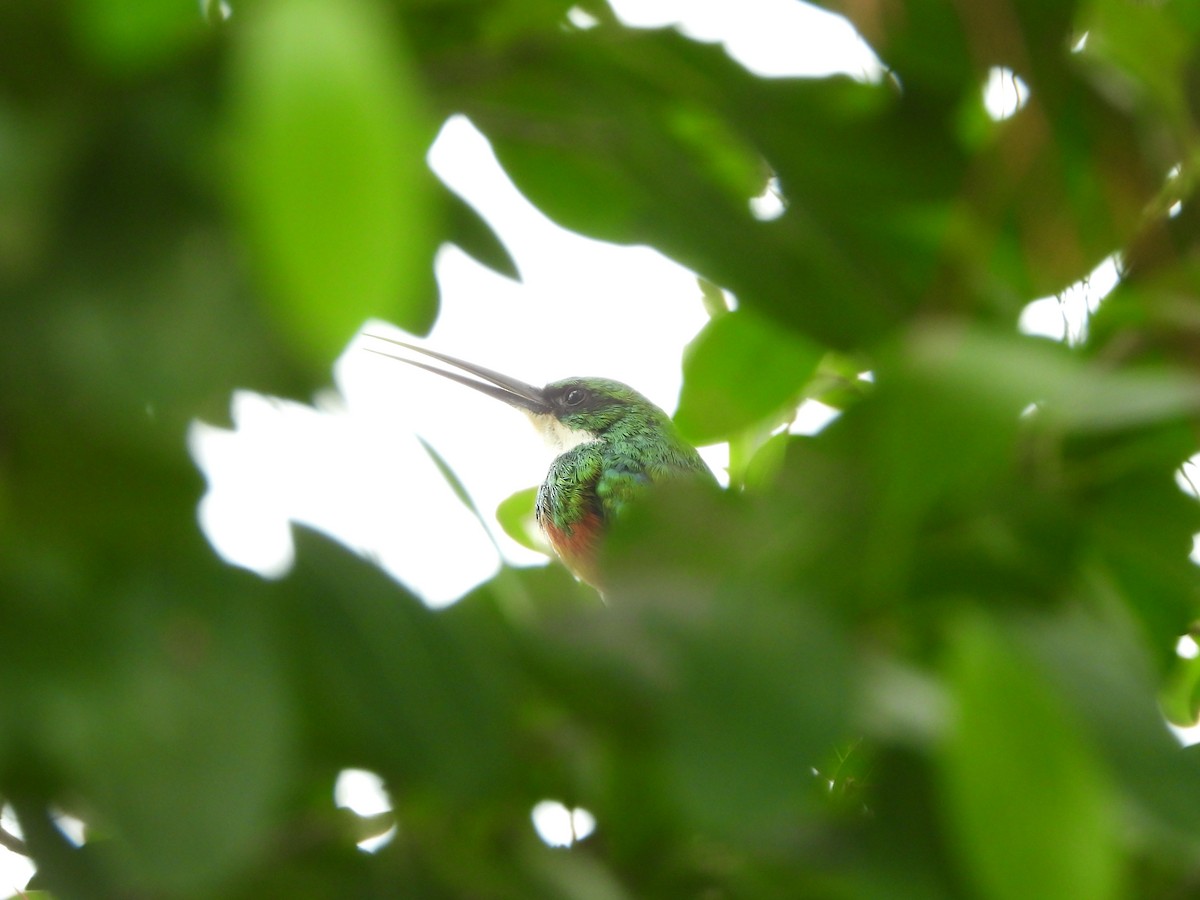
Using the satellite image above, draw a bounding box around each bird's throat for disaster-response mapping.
[525,412,597,454]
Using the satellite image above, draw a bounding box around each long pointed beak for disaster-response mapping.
[364,334,551,416]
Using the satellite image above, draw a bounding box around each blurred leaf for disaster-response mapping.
[286,529,514,801]
[1079,0,1197,136]
[603,484,854,838]
[339,807,396,845]
[832,0,973,91]
[859,326,1200,608]
[417,435,478,519]
[940,614,1121,900]
[745,76,966,333]
[1083,459,1200,657]
[676,310,823,445]
[1162,649,1200,728]
[697,277,730,318]
[898,324,1200,436]
[656,588,851,838]
[740,430,793,491]
[822,0,1076,92]
[967,85,1159,298]
[1019,610,1200,843]
[439,179,520,281]
[71,0,205,72]
[496,486,543,553]
[39,569,293,894]
[7,801,120,900]
[802,352,873,411]
[665,104,767,202]
[523,850,633,900]
[232,0,435,362]
[464,30,951,347]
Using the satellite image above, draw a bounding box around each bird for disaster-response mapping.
[365,334,715,588]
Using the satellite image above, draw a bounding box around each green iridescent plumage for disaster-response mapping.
[536,376,712,532]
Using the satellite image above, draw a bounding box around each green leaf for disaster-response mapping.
[657,589,850,838]
[866,325,1200,556]
[71,0,204,71]
[601,484,853,838]
[740,431,794,491]
[901,325,1200,434]
[697,277,730,318]
[1019,611,1200,842]
[440,180,520,281]
[417,435,479,520]
[1162,648,1200,728]
[1080,0,1196,135]
[288,530,514,800]
[472,30,947,347]
[496,486,543,554]
[41,574,293,894]
[940,615,1121,900]
[676,310,823,445]
[232,0,435,362]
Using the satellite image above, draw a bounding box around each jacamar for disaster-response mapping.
[367,335,714,588]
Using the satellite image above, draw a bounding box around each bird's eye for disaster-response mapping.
[564,388,587,406]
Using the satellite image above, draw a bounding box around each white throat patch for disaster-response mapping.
[527,412,598,454]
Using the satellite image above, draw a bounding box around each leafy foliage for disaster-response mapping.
[3,0,1200,897]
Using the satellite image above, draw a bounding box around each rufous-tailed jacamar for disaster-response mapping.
[367,335,714,588]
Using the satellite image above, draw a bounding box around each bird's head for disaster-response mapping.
[365,336,669,453]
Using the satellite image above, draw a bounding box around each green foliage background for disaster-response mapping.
[3,0,1200,897]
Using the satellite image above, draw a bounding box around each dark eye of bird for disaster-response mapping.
[564,388,587,407]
